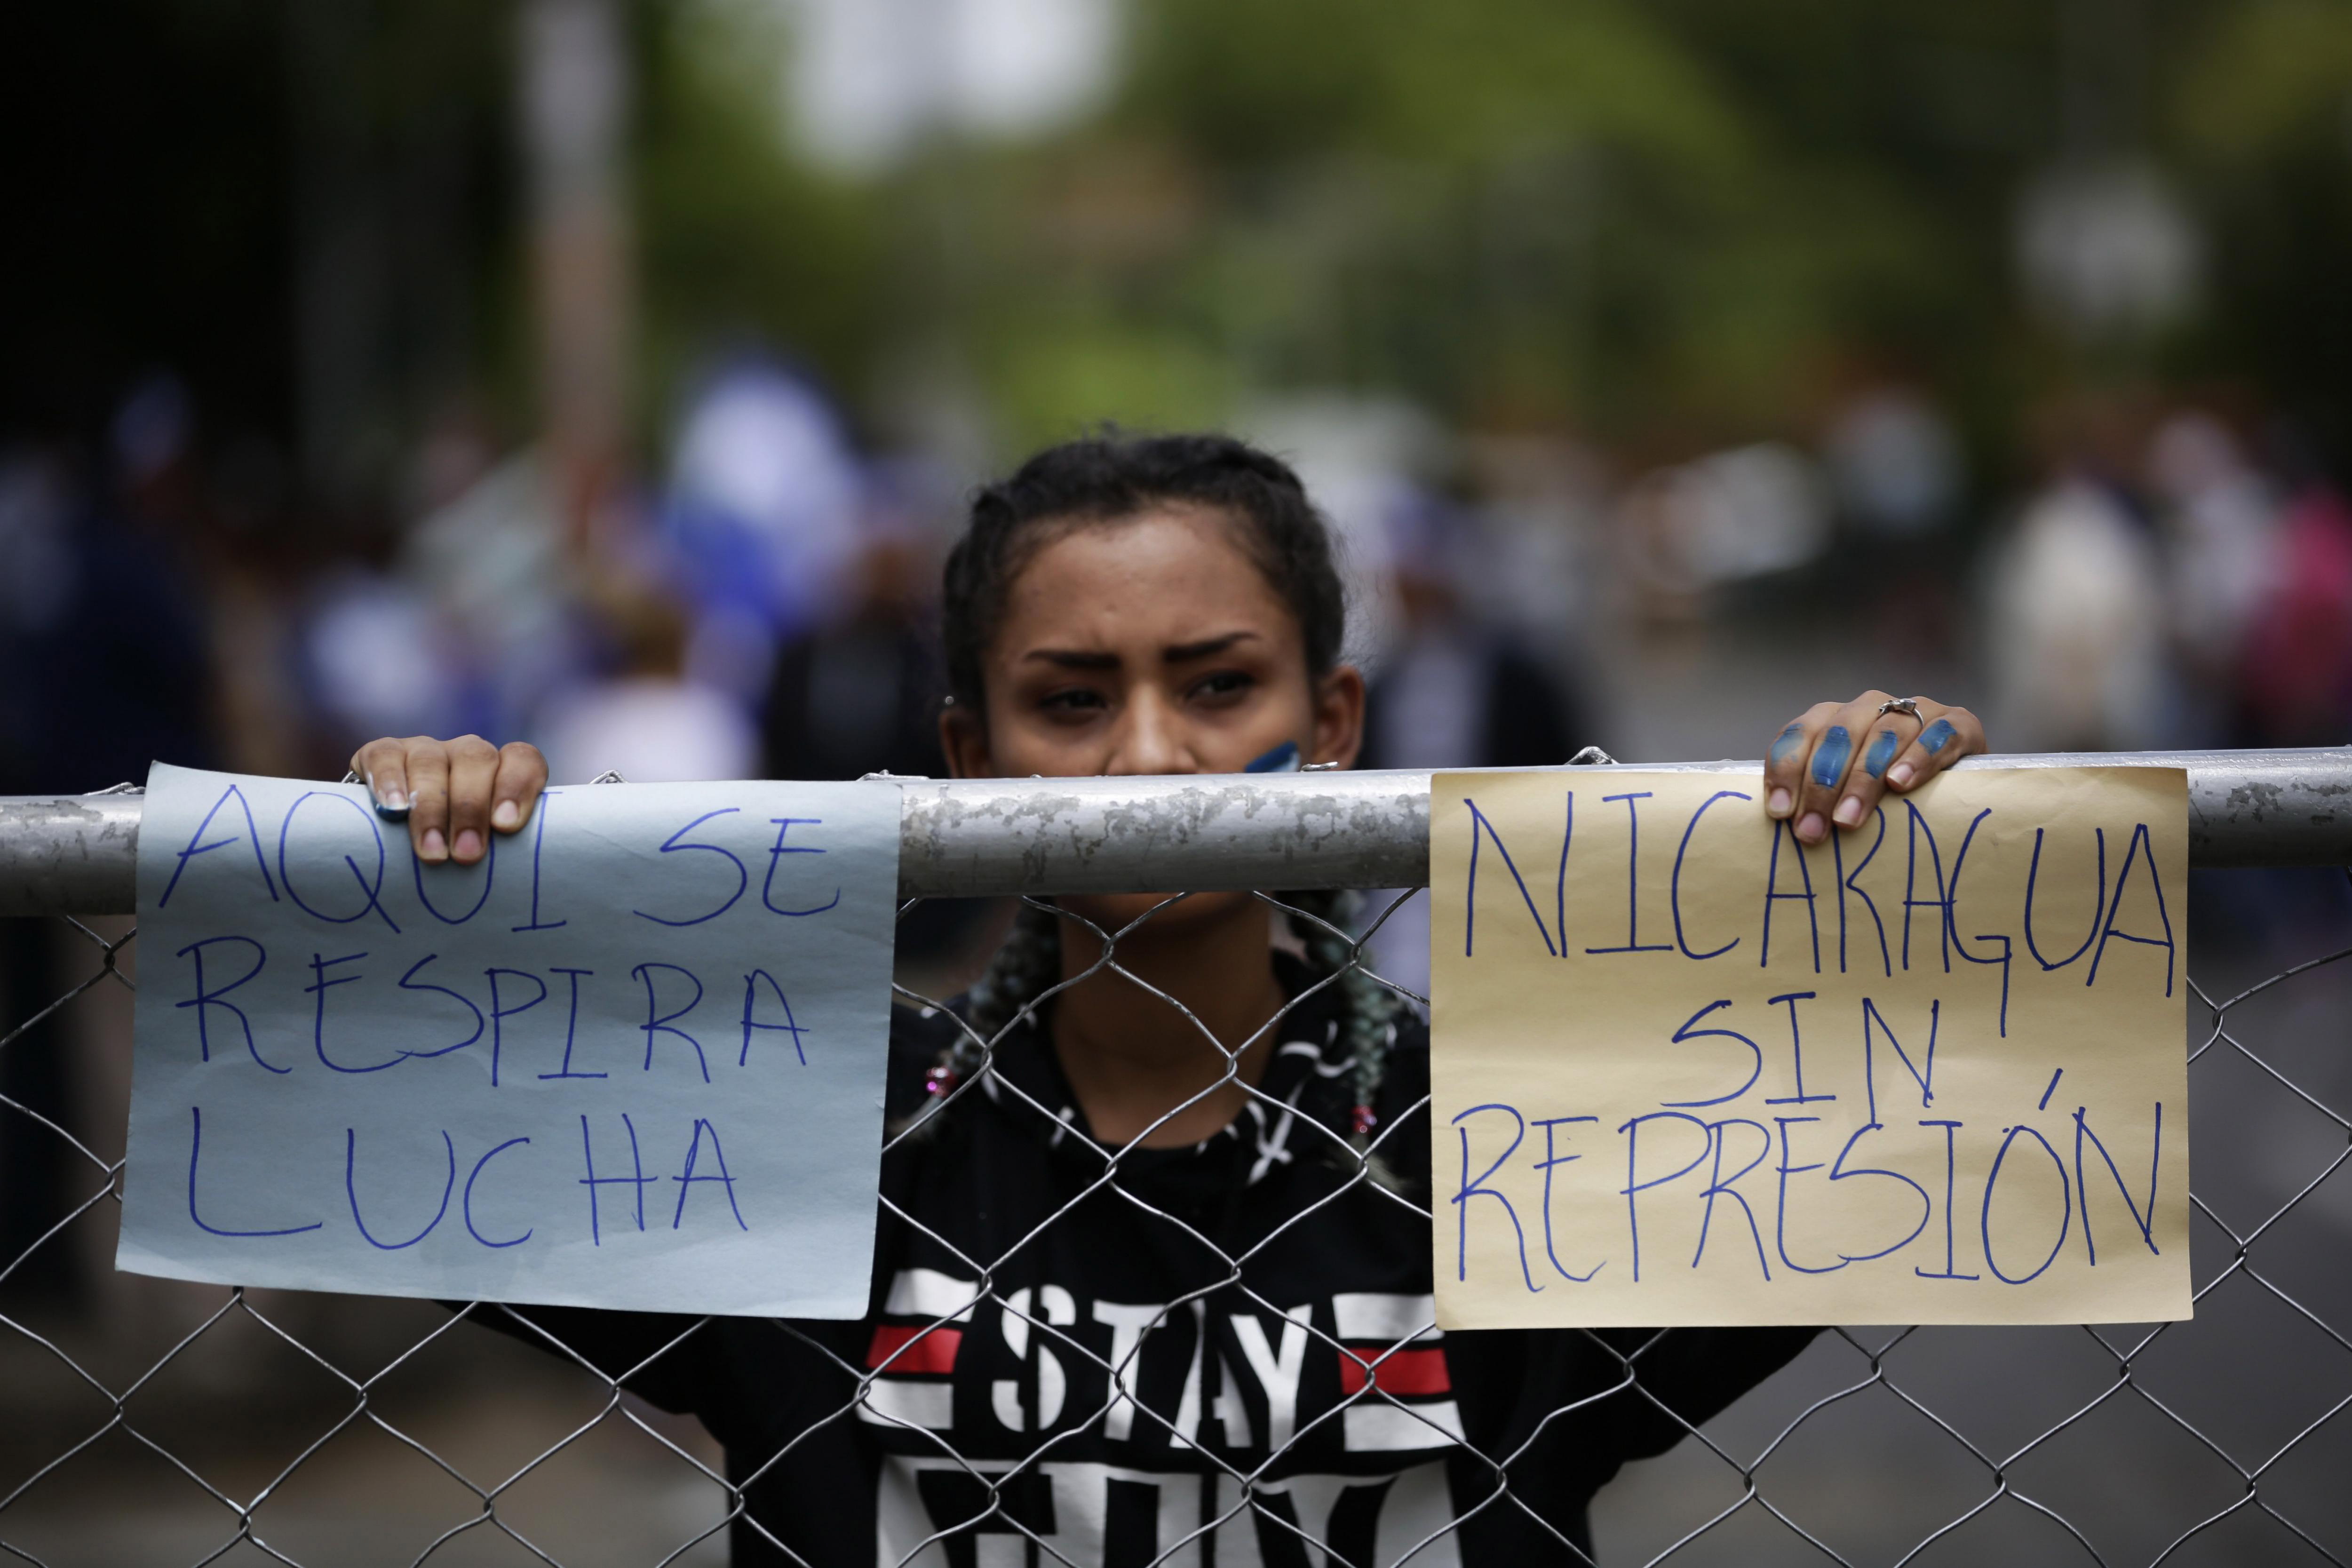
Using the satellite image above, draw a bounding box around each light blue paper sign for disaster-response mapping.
[118,763,902,1318]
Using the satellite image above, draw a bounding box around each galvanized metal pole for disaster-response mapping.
[3,749,2347,917]
[895,748,2352,895]
[0,792,144,919]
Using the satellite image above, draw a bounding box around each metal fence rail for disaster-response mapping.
[7,750,2352,916]
[2,749,2349,1566]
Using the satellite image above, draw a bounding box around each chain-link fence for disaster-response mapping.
[2,754,2349,1566]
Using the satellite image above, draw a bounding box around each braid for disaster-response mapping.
[922,892,1404,1152]
[1279,889,1404,1148]
[922,900,1062,1103]
[967,900,1063,1043]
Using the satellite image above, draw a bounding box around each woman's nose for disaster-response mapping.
[1104,689,1196,776]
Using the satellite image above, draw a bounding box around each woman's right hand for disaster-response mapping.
[349,735,548,866]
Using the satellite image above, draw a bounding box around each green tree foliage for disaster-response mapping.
[621,0,2352,477]
[634,0,885,431]
[1036,0,2056,444]
[2173,0,2352,465]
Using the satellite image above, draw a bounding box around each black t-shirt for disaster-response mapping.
[473,967,1814,1565]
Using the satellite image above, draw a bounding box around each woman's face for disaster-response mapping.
[942,505,1362,782]
[939,505,1364,936]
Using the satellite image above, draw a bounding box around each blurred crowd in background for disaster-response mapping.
[9,0,2352,819]
[8,348,2351,801]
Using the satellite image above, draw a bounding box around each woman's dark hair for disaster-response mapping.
[939,431,1348,712]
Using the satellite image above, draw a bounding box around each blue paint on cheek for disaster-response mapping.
[1920,718,1957,754]
[1810,726,1852,788]
[1863,728,1899,778]
[1769,725,1806,769]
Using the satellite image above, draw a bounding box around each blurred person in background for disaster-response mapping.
[2233,441,2352,748]
[1984,404,2172,752]
[760,514,945,785]
[1360,497,1589,773]
[1825,385,1963,547]
[0,441,94,1305]
[402,448,587,748]
[8,376,221,794]
[1614,441,1835,627]
[663,356,866,709]
[2144,411,2282,745]
[532,580,757,788]
[293,403,510,768]
[297,565,471,764]
[1822,382,1967,662]
[0,446,81,796]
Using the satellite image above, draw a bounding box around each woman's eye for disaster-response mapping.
[1191,670,1255,703]
[1038,687,1107,715]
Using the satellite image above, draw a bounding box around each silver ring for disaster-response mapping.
[1875,696,1922,719]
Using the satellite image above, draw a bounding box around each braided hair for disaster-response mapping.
[952,890,1405,1150]
[925,431,1402,1144]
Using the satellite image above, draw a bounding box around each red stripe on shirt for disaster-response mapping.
[866,1324,963,1374]
[1337,1345,1450,1397]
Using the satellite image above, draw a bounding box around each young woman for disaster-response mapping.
[354,434,1986,1566]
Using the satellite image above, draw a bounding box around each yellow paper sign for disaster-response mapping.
[1429,766,2189,1329]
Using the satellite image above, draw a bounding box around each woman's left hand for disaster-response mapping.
[1763,691,1986,844]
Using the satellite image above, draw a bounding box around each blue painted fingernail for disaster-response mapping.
[1863,728,1899,778]
[1810,726,1851,788]
[1920,718,1956,754]
[1769,724,1805,768]
[1244,740,1301,773]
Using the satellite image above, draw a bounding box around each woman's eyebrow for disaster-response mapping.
[1021,648,1120,669]
[1163,631,1258,662]
[1018,631,1258,669]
